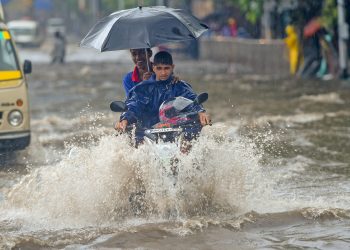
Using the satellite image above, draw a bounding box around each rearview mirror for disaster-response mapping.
[110,101,127,112]
[194,92,208,105]
[23,60,32,74]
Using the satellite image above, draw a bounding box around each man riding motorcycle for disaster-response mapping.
[115,51,211,144]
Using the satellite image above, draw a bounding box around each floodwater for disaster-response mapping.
[1,48,350,249]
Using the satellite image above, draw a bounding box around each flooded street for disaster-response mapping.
[1,47,350,249]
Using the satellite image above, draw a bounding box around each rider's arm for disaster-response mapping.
[122,73,133,97]
[119,87,143,124]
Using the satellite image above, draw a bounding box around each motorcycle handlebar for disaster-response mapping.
[117,114,211,135]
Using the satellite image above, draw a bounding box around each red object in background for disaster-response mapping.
[303,18,322,38]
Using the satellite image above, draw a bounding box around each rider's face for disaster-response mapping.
[153,64,174,81]
[130,49,151,70]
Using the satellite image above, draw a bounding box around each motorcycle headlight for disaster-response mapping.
[8,110,23,126]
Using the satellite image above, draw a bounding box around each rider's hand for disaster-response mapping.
[171,75,180,83]
[143,71,153,81]
[115,119,128,132]
[198,112,211,126]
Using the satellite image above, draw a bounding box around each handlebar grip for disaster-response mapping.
[114,124,134,135]
[114,124,135,138]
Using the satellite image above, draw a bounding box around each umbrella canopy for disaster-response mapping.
[80,6,208,52]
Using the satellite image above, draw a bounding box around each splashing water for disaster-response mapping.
[0,125,266,230]
[1,118,350,249]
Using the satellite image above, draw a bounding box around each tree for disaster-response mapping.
[225,0,264,24]
[226,0,337,27]
[100,0,163,14]
[322,0,338,30]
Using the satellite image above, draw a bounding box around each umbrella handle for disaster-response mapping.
[145,48,150,72]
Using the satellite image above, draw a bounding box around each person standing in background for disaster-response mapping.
[51,31,66,64]
[284,25,301,75]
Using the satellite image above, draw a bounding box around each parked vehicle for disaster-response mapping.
[0,21,32,151]
[7,20,43,47]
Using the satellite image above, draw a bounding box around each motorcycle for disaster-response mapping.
[110,93,209,215]
[110,92,209,148]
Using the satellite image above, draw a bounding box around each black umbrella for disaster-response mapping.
[80,6,208,52]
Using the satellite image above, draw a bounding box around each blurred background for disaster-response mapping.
[1,0,349,78]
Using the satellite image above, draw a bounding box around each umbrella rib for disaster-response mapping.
[101,8,141,51]
[157,8,208,38]
[80,10,137,51]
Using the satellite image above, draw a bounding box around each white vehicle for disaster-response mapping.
[46,18,65,35]
[7,20,43,47]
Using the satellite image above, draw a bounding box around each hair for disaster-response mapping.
[153,51,173,65]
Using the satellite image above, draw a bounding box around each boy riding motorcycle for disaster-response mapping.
[122,48,180,97]
[116,51,210,137]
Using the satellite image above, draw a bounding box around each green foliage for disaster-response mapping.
[100,0,166,14]
[226,0,338,27]
[101,0,118,11]
[322,0,338,29]
[227,0,264,24]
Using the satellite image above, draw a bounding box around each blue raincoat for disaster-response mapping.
[120,76,205,129]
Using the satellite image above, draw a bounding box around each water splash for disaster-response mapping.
[3,120,349,234]
[0,124,265,229]
[1,122,350,249]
